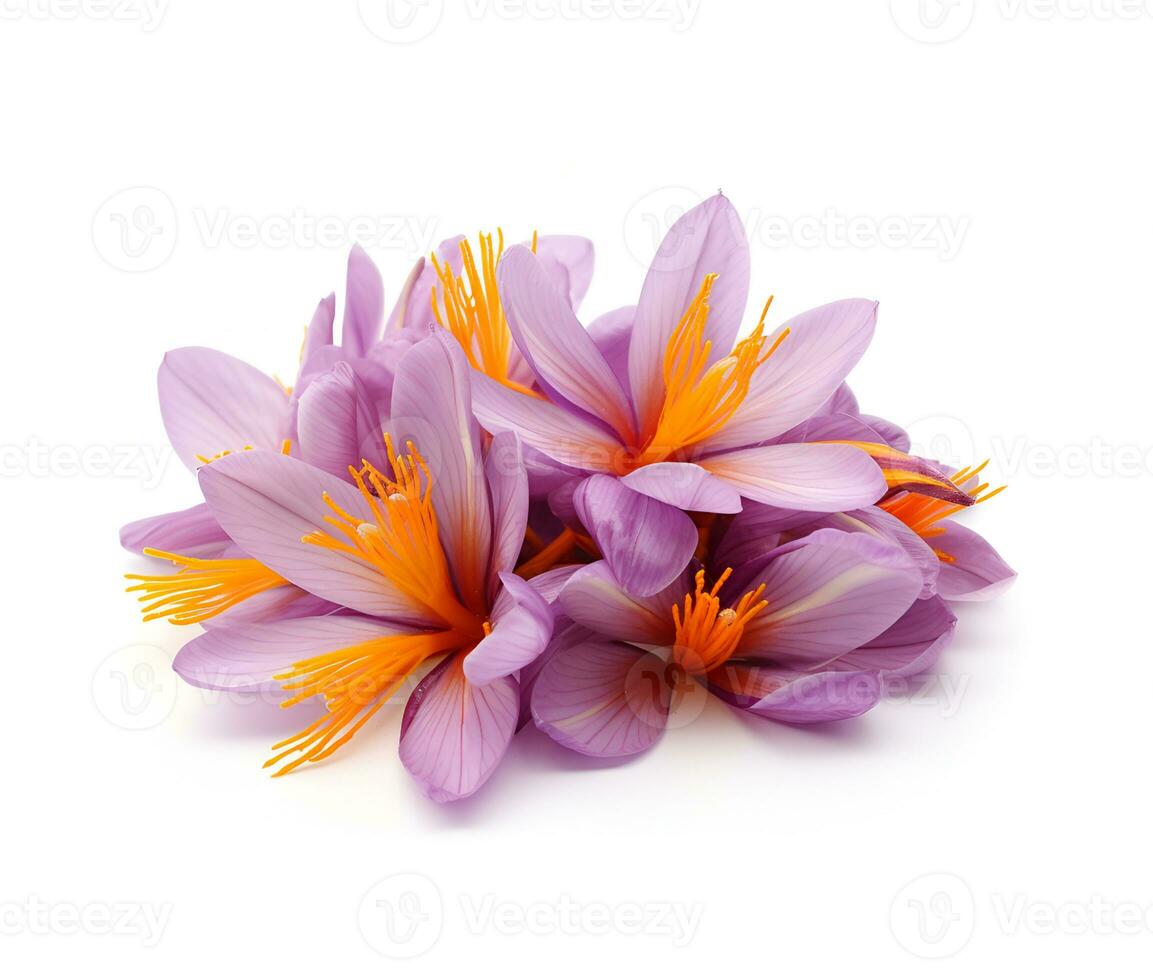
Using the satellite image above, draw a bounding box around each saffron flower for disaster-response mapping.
[159,335,553,801]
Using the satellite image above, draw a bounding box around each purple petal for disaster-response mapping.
[572,474,698,597]
[532,234,595,311]
[860,414,911,452]
[707,662,882,724]
[296,361,390,478]
[531,632,670,758]
[736,529,922,668]
[484,431,529,587]
[703,298,877,451]
[341,245,384,357]
[558,561,683,645]
[933,521,1017,601]
[527,563,583,605]
[498,246,635,442]
[833,596,956,676]
[173,614,392,693]
[701,442,886,511]
[199,450,435,623]
[159,347,289,471]
[120,502,229,558]
[399,656,519,803]
[629,194,750,436]
[390,334,493,612]
[385,236,465,335]
[302,293,335,365]
[587,305,634,391]
[471,370,624,471]
[462,572,554,685]
[621,462,744,514]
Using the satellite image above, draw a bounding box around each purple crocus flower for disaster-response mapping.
[472,193,965,598]
[169,334,553,802]
[531,521,947,757]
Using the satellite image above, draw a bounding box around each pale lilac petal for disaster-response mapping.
[498,245,635,442]
[736,529,922,668]
[302,293,335,365]
[173,614,392,692]
[399,656,519,803]
[707,662,882,724]
[385,236,465,335]
[484,431,529,584]
[471,371,624,471]
[793,506,940,599]
[820,383,859,416]
[159,347,289,471]
[531,633,670,758]
[833,596,956,676]
[629,194,750,435]
[861,415,910,452]
[587,305,634,390]
[199,450,435,623]
[532,234,595,311]
[703,299,877,451]
[527,564,583,605]
[463,572,554,685]
[701,442,886,511]
[120,502,229,558]
[710,503,795,570]
[933,521,1017,601]
[774,412,889,446]
[390,334,492,612]
[620,462,743,514]
[204,587,342,630]
[572,474,698,597]
[558,561,682,645]
[341,245,384,357]
[296,361,390,477]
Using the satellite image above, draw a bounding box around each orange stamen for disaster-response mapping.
[671,568,767,674]
[633,280,786,467]
[430,230,540,397]
[125,550,289,625]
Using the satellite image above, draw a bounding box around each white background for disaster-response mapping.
[2,0,1150,974]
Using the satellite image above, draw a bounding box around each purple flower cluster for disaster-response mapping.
[121,194,1014,802]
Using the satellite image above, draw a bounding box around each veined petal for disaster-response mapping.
[120,502,229,559]
[706,662,882,724]
[833,596,956,676]
[463,572,554,685]
[629,194,750,436]
[498,245,635,442]
[471,370,624,471]
[620,462,744,514]
[484,431,530,586]
[700,442,886,511]
[572,474,698,597]
[532,234,595,311]
[159,347,290,471]
[341,245,384,357]
[302,292,335,366]
[399,656,519,803]
[296,361,390,478]
[531,631,670,758]
[587,305,634,391]
[933,520,1016,601]
[390,334,492,613]
[736,528,922,668]
[557,561,683,645]
[701,298,877,451]
[199,449,436,623]
[173,614,396,693]
[385,236,465,335]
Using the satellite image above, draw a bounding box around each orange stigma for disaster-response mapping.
[303,434,486,637]
[671,568,767,674]
[880,460,1006,562]
[125,551,289,625]
[431,230,539,397]
[633,279,786,467]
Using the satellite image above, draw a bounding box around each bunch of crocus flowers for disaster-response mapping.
[121,194,1014,802]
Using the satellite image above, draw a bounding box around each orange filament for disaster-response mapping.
[431,230,539,397]
[880,460,1007,561]
[303,435,485,637]
[266,631,462,776]
[671,568,768,674]
[125,550,289,625]
[634,280,787,467]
